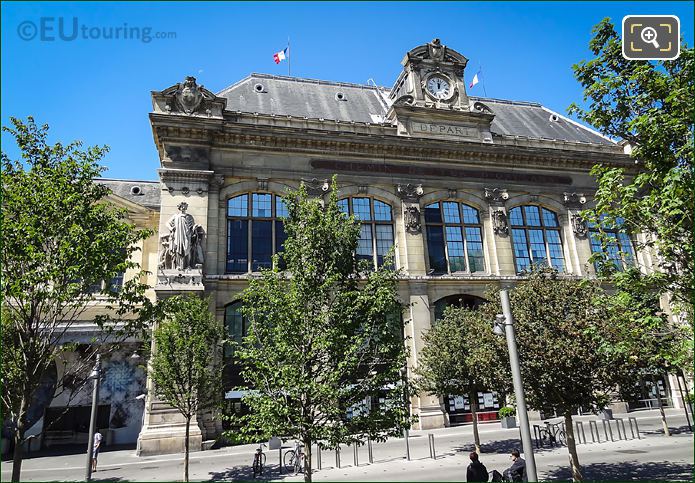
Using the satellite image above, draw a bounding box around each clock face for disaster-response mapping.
[426,76,452,99]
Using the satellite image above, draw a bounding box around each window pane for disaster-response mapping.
[442,202,461,224]
[352,198,372,221]
[276,197,288,218]
[462,204,480,224]
[275,221,287,270]
[511,228,531,273]
[424,203,442,223]
[617,233,635,266]
[227,219,248,272]
[228,194,248,217]
[465,227,485,272]
[375,225,394,267]
[108,272,125,292]
[252,193,272,217]
[224,303,244,357]
[357,224,373,261]
[445,226,466,272]
[374,200,392,221]
[524,206,541,226]
[545,230,565,272]
[605,233,622,270]
[542,208,559,227]
[337,198,349,214]
[427,225,447,274]
[252,220,272,271]
[509,207,523,226]
[528,229,548,266]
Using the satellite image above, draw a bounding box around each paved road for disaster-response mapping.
[2,409,692,481]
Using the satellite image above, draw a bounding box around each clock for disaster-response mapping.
[426,75,452,100]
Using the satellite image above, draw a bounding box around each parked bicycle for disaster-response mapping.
[537,420,566,447]
[283,440,304,475]
[252,442,267,478]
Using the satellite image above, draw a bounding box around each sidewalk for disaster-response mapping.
[1,409,692,481]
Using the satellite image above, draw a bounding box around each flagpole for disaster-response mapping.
[480,64,488,97]
[288,37,291,77]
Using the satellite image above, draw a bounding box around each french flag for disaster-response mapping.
[469,70,481,89]
[273,47,288,64]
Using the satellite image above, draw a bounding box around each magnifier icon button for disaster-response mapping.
[641,27,660,48]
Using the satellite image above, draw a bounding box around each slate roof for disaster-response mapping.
[218,73,614,146]
[97,179,160,210]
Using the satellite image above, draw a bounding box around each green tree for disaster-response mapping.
[150,294,223,482]
[508,269,622,482]
[1,117,153,482]
[569,18,694,319]
[230,181,413,483]
[415,302,510,454]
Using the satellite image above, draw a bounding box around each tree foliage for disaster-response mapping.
[1,117,154,482]
[229,181,413,482]
[569,18,694,315]
[150,294,223,482]
[415,301,510,453]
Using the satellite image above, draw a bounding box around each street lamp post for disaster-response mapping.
[85,354,101,482]
[495,288,538,482]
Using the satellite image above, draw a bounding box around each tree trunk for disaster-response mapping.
[564,411,583,482]
[303,435,312,483]
[652,375,670,436]
[11,395,28,482]
[469,389,481,454]
[184,416,191,482]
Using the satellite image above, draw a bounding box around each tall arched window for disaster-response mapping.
[509,205,565,273]
[337,197,394,268]
[224,301,246,358]
[424,201,485,274]
[588,216,635,271]
[226,193,288,273]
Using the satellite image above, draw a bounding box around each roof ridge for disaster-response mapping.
[97,178,159,183]
[219,72,385,93]
[469,96,541,107]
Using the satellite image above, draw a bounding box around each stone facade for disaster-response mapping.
[129,39,688,452]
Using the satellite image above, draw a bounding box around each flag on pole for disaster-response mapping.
[469,70,481,88]
[273,47,288,64]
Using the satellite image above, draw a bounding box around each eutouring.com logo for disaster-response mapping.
[17,17,176,43]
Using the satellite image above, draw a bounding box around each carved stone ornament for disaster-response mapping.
[473,101,494,114]
[563,192,587,208]
[175,76,205,114]
[428,38,445,61]
[396,183,424,202]
[357,185,368,195]
[484,187,509,205]
[492,209,509,236]
[257,178,269,191]
[571,213,589,238]
[301,178,329,196]
[447,189,457,199]
[159,201,205,271]
[404,206,422,234]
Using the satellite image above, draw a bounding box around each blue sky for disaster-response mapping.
[2,1,693,180]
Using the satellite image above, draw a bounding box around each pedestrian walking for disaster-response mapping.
[91,431,103,472]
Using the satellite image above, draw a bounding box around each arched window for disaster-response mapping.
[337,197,394,268]
[226,193,288,273]
[588,216,635,271]
[424,201,485,274]
[509,205,565,273]
[433,294,486,321]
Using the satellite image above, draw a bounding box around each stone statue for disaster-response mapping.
[161,202,205,270]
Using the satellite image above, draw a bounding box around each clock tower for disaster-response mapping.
[386,39,495,143]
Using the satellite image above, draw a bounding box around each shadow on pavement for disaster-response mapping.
[543,460,694,481]
[642,424,693,436]
[453,438,560,455]
[209,463,298,482]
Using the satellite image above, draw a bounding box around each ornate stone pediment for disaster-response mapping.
[404,38,469,66]
[152,76,226,118]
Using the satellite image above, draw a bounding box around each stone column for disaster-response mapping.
[137,168,214,456]
[484,188,514,276]
[396,183,426,276]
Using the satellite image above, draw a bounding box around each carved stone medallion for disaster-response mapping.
[571,213,588,238]
[492,209,509,236]
[404,206,422,234]
[175,77,204,115]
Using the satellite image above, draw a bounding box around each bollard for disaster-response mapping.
[317,444,322,470]
[368,438,373,464]
[353,444,359,467]
[428,434,436,459]
[629,417,641,439]
[589,420,600,443]
[336,446,341,469]
[404,428,411,461]
[575,421,586,444]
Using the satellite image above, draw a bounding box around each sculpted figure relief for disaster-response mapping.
[160,202,205,270]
